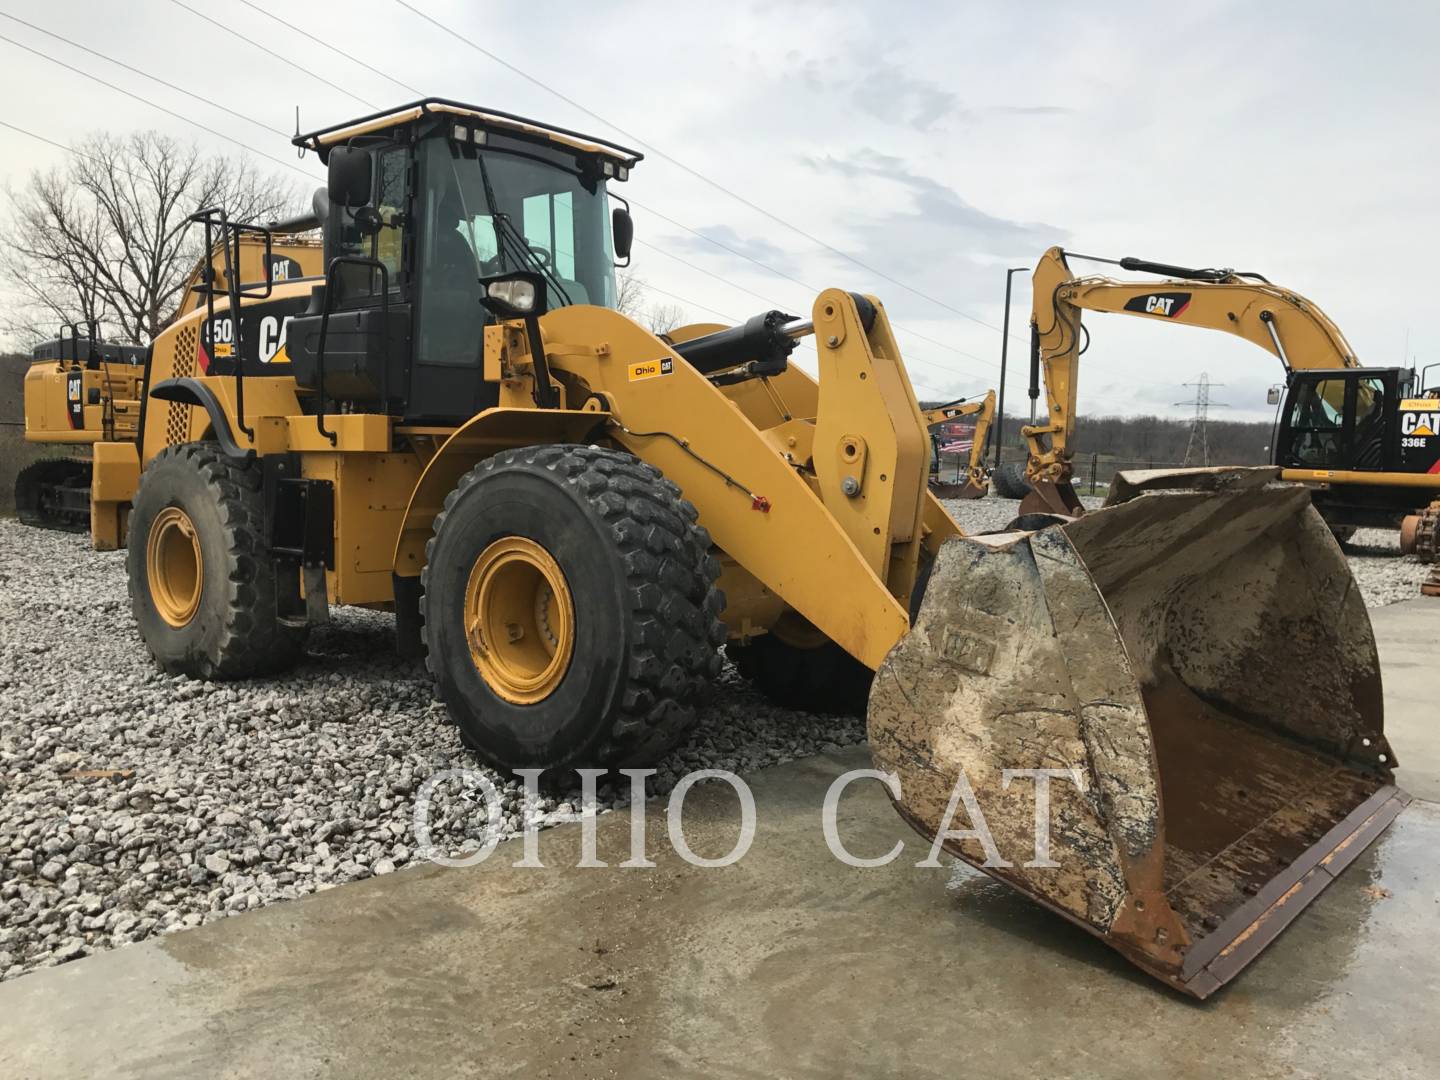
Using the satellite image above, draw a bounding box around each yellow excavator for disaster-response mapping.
[17,235,323,539]
[1023,246,1440,574]
[923,389,994,499]
[96,99,1406,998]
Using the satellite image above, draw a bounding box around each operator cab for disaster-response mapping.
[1274,365,1440,525]
[282,99,641,425]
[1275,368,1408,473]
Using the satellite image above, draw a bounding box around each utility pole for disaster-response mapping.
[1175,373,1229,466]
[994,266,1029,470]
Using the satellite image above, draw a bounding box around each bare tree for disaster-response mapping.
[0,131,302,346]
[645,302,686,336]
[615,271,693,335]
[614,269,647,319]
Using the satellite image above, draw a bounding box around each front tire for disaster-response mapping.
[127,443,306,679]
[421,445,725,770]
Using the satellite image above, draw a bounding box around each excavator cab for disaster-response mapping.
[1275,368,1402,471]
[1274,366,1439,528]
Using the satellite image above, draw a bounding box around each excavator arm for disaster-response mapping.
[922,389,995,498]
[1023,244,1361,512]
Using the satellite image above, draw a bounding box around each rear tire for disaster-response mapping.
[421,445,725,770]
[990,461,1031,499]
[729,617,873,717]
[127,443,307,679]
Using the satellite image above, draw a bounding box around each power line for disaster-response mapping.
[0,117,150,185]
[632,279,949,398]
[0,12,289,140]
[630,197,998,374]
[634,237,990,389]
[161,0,1002,387]
[236,1,421,97]
[394,0,1010,338]
[390,0,1012,373]
[0,6,981,398]
[0,32,319,181]
[165,0,380,111]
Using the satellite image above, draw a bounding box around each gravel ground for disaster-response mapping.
[0,497,1431,981]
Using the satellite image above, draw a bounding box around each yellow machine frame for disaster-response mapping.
[126,281,960,669]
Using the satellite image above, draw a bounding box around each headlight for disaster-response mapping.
[486,278,537,313]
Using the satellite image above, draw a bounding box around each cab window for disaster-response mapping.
[331,145,406,300]
[1351,376,1388,468]
[1287,378,1346,468]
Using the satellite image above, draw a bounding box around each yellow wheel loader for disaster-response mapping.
[923,389,994,500]
[106,99,1407,998]
[1022,246,1440,560]
[18,235,324,545]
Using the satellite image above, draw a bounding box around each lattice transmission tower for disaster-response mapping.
[1175,373,1229,466]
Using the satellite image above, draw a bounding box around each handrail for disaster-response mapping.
[186,208,278,442]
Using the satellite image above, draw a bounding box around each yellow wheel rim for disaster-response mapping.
[463,537,575,705]
[147,506,203,628]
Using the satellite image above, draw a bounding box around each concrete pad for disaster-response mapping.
[2,600,1436,1080]
[1375,598,1440,802]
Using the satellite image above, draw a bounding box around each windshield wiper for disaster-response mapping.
[474,153,573,308]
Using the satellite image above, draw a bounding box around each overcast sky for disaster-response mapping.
[0,0,1435,419]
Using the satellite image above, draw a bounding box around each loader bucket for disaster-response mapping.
[869,467,1410,998]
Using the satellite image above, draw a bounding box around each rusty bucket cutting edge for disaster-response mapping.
[869,467,1408,999]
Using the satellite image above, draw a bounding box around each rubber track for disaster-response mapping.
[14,458,91,532]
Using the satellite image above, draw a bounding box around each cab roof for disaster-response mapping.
[293,98,643,175]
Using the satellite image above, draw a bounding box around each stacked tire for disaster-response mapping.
[990,461,1032,499]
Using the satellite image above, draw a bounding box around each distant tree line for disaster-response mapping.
[949,409,1276,466]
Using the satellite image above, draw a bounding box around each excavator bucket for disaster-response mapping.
[869,468,1409,998]
[930,477,989,500]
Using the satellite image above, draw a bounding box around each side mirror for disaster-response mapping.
[1266,386,1282,406]
[479,271,548,319]
[612,206,634,263]
[327,146,372,208]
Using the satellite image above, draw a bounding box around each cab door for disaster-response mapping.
[1276,371,1396,472]
[406,138,498,423]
